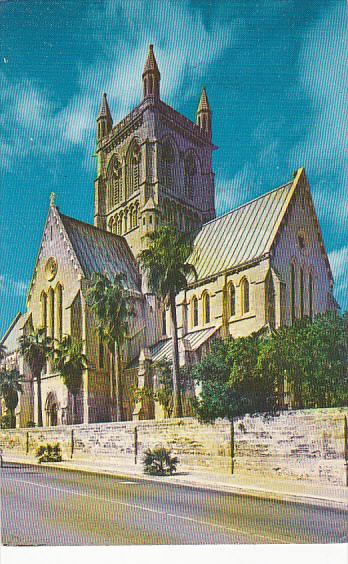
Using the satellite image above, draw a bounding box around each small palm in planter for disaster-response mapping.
[143,446,179,476]
[36,443,62,464]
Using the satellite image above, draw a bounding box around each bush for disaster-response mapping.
[26,420,36,428]
[35,443,62,464]
[0,414,14,429]
[143,446,179,476]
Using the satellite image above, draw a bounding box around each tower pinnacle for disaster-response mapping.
[142,44,160,99]
[196,87,212,138]
[96,92,113,141]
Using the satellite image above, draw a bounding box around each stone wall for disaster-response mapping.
[0,408,346,485]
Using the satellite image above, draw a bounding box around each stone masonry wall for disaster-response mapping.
[0,408,346,485]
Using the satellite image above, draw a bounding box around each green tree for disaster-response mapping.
[19,329,53,427]
[228,331,277,415]
[0,368,22,428]
[53,335,87,424]
[138,225,196,418]
[192,333,277,422]
[191,338,234,422]
[86,272,133,422]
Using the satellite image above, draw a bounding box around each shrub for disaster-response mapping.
[0,414,14,429]
[143,446,179,476]
[26,420,36,428]
[35,442,62,464]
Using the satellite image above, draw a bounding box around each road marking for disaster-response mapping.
[9,477,287,543]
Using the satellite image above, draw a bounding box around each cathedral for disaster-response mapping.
[1,45,336,427]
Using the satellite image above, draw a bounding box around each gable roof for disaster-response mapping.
[0,312,22,349]
[58,213,141,291]
[189,174,300,281]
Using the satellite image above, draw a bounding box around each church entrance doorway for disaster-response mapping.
[45,392,59,427]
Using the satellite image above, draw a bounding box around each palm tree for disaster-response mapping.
[19,329,53,427]
[86,272,133,422]
[53,335,87,424]
[0,368,22,428]
[138,224,196,418]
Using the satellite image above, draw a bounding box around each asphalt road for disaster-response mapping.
[1,463,347,546]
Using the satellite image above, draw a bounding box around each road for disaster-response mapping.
[1,463,347,546]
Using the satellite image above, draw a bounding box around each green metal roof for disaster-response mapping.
[190,180,294,281]
[59,213,141,291]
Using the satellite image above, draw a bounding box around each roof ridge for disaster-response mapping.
[202,179,293,229]
[59,212,123,239]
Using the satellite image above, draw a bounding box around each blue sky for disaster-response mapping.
[0,0,347,336]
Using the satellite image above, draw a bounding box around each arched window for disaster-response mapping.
[40,291,47,332]
[160,141,175,190]
[192,297,198,327]
[55,283,63,341]
[290,263,296,324]
[241,278,249,315]
[47,287,55,339]
[124,209,128,233]
[184,153,197,199]
[162,308,166,336]
[130,204,138,229]
[108,217,114,233]
[300,267,304,319]
[127,142,141,197]
[228,283,235,317]
[202,293,210,324]
[107,156,122,209]
[309,272,313,322]
[117,214,122,235]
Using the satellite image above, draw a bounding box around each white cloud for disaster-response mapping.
[289,3,348,227]
[329,245,348,285]
[0,275,28,298]
[215,163,260,215]
[0,0,240,170]
[328,245,348,310]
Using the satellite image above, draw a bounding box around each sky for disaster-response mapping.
[0,0,347,336]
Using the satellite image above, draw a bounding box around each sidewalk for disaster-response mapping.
[2,450,347,510]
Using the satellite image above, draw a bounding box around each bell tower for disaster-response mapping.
[94,45,216,254]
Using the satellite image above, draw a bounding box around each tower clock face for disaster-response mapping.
[45,257,58,281]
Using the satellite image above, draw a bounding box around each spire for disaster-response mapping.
[196,87,212,139]
[50,192,56,207]
[96,92,113,141]
[197,87,210,113]
[98,92,112,120]
[142,44,160,99]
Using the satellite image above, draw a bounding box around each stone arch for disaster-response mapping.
[54,282,63,341]
[45,391,60,427]
[227,281,236,317]
[290,259,296,324]
[107,154,123,209]
[159,135,179,192]
[191,295,199,328]
[202,291,211,324]
[240,277,250,315]
[183,149,201,200]
[40,290,47,332]
[108,216,114,233]
[126,138,142,199]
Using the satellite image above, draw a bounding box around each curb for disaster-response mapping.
[3,456,347,510]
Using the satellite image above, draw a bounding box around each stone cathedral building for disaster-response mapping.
[1,45,337,427]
